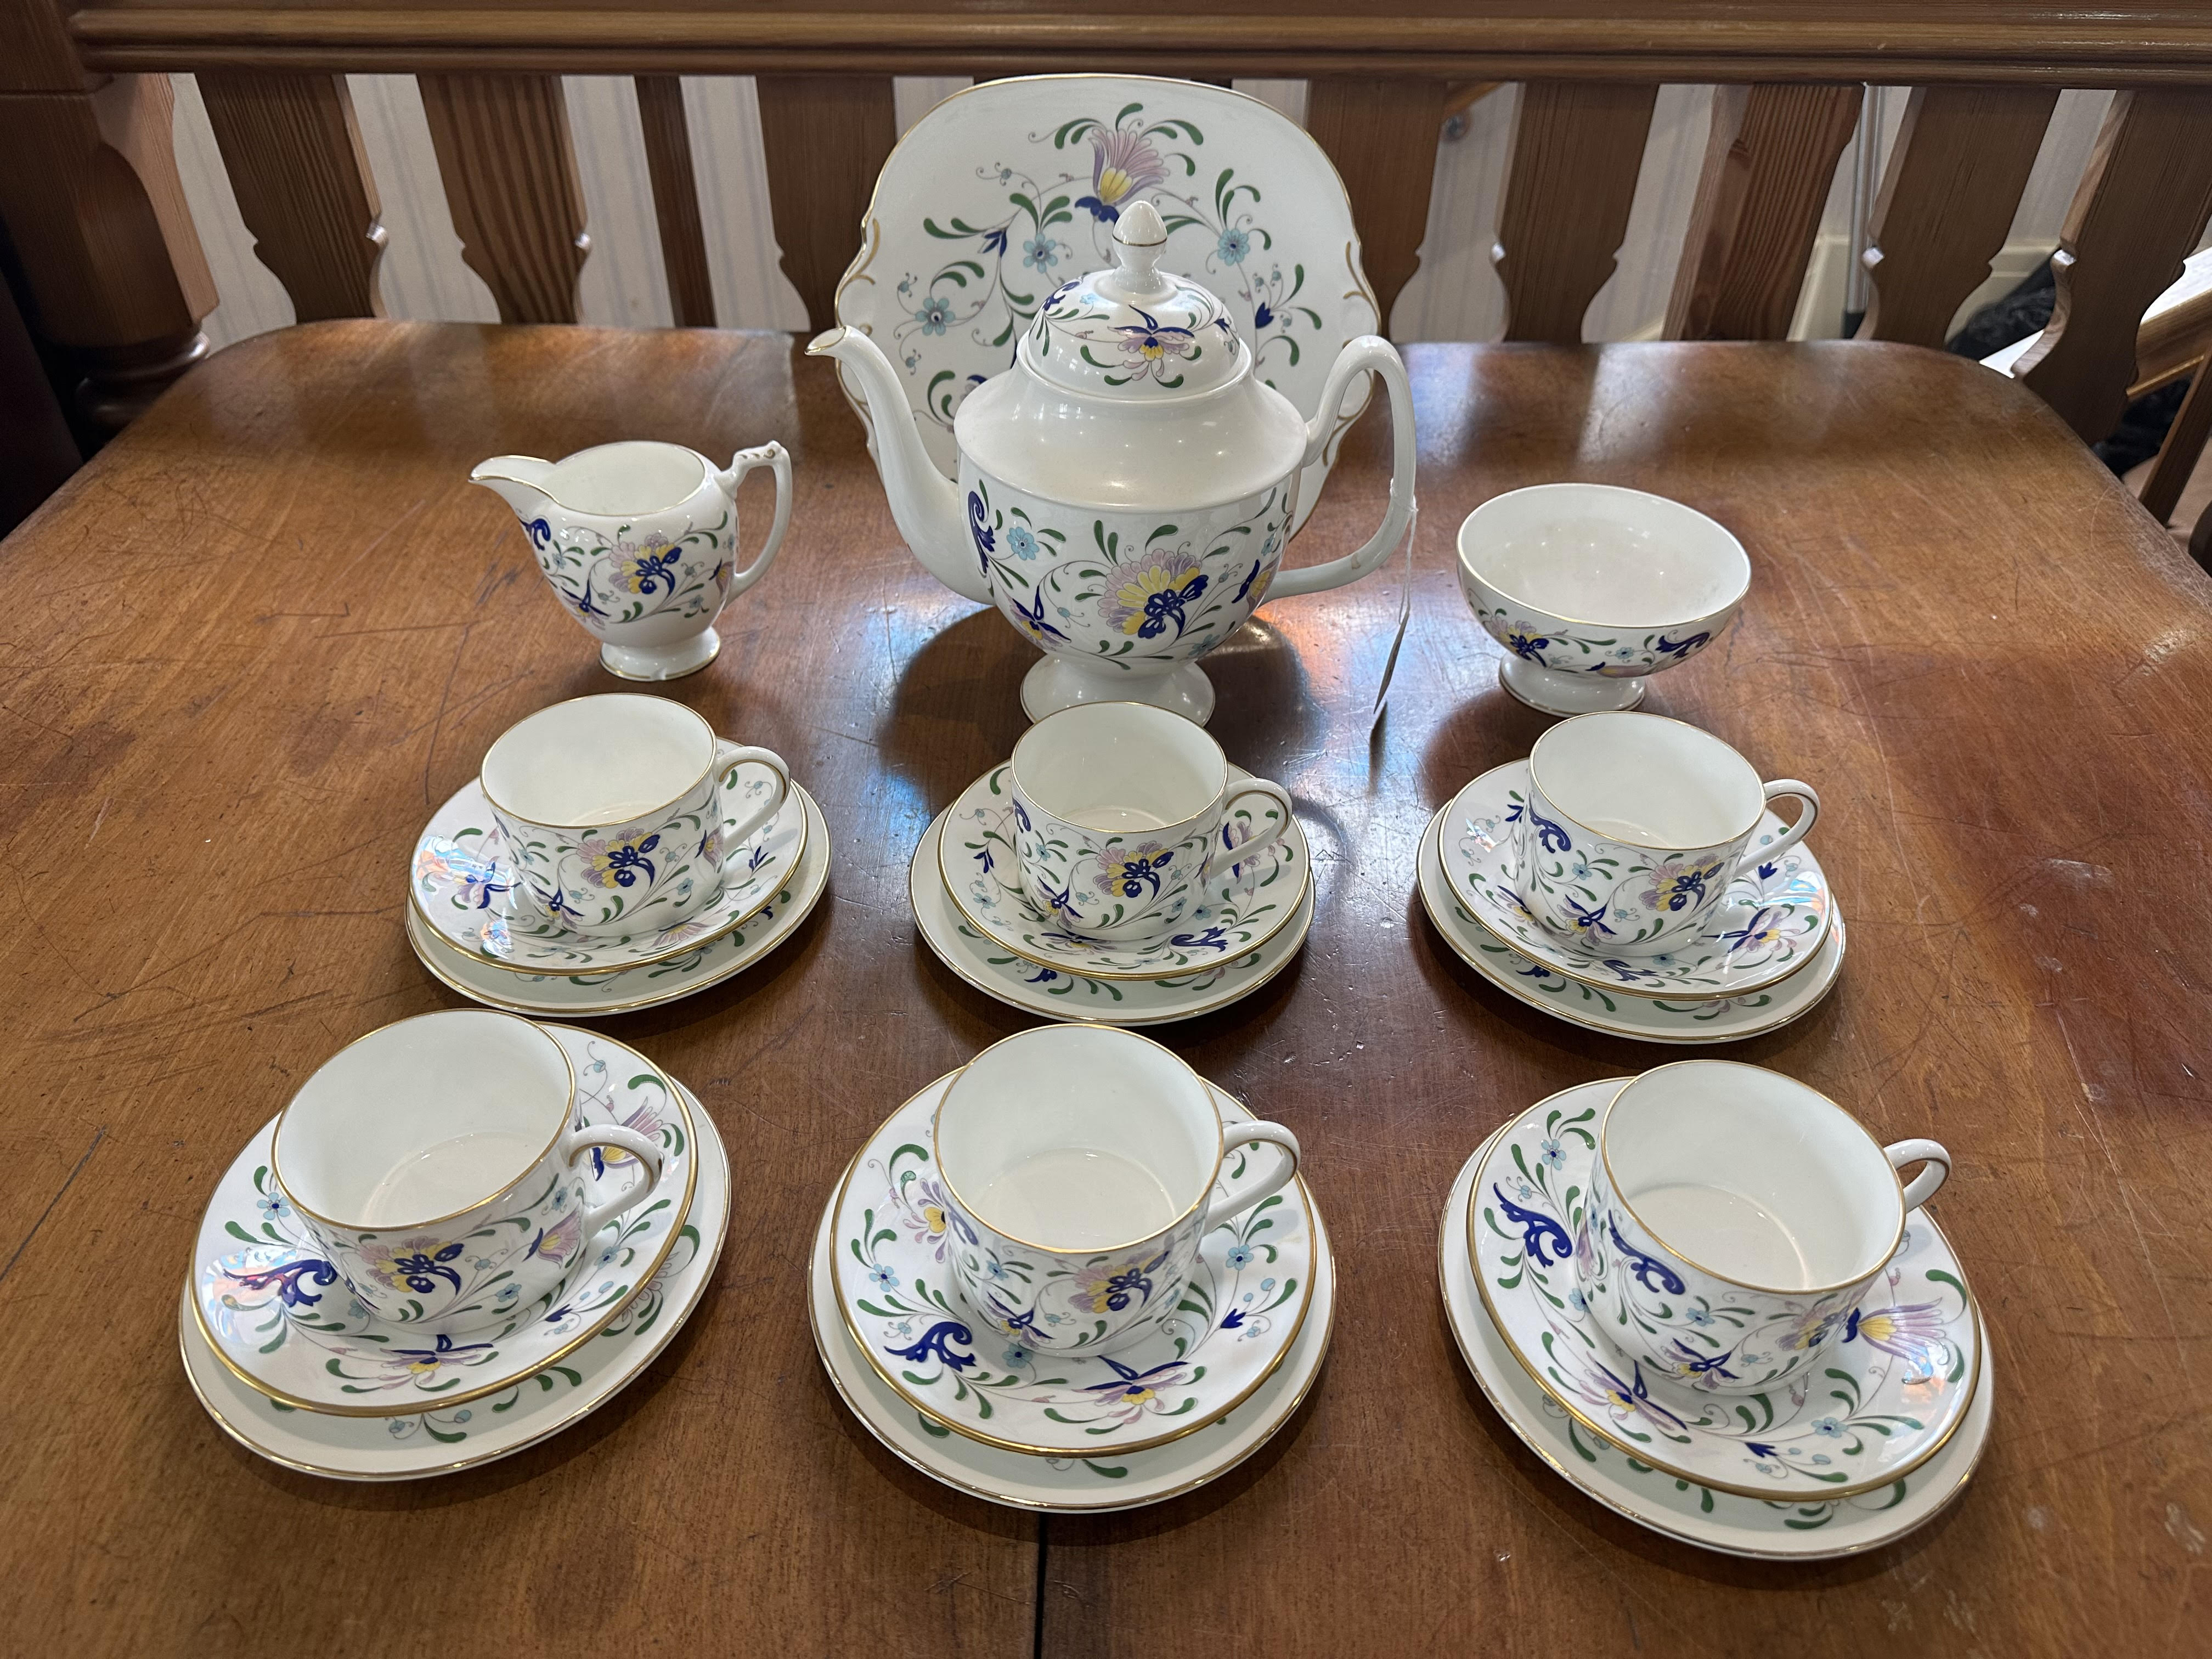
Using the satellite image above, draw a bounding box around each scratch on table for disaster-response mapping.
[2053,1000,2191,1385]
[0,1128,105,1291]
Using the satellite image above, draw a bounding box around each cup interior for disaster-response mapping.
[274,1011,573,1229]
[481,694,715,828]
[1530,712,1763,849]
[1602,1063,1903,1293]
[544,441,707,517]
[1011,703,1225,835]
[935,1026,1218,1253]
[1458,483,1749,627]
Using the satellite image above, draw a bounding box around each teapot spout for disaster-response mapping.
[469,456,560,523]
[806,326,989,605]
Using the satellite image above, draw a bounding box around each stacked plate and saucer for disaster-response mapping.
[1420,710,1844,1044]
[812,1025,1335,1510]
[408,694,829,1017]
[1442,1064,1989,1558]
[911,702,1311,1024]
[180,1011,730,1479]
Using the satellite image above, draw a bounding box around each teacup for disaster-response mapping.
[1457,482,1750,715]
[1576,1061,1949,1394]
[1520,711,1818,956]
[1008,702,1294,945]
[472,439,794,681]
[482,694,789,938]
[933,1024,1301,1356]
[272,1011,669,1331]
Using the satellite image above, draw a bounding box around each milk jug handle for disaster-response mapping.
[714,442,794,599]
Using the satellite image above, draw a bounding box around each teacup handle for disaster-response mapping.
[1268,336,1417,600]
[1758,779,1821,862]
[562,1124,668,1241]
[713,442,794,599]
[1886,1139,1950,1210]
[715,738,792,849]
[1201,781,1295,882]
[1202,1122,1302,1231]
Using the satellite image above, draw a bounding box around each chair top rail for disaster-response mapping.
[66,7,2212,84]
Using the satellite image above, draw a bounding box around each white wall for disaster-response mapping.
[170,74,2127,353]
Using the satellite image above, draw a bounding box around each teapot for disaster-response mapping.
[809,200,1414,724]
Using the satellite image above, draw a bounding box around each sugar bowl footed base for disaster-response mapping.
[1497,652,1646,716]
[1020,656,1216,725]
[599,626,721,682]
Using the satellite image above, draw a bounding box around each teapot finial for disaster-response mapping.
[1102,201,1173,302]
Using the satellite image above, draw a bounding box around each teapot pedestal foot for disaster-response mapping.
[600,629,722,682]
[1497,656,1645,716]
[1020,657,1215,726]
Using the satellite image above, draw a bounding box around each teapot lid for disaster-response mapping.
[1021,201,1243,399]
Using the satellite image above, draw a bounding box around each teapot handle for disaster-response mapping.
[1265,336,1417,601]
[713,442,794,599]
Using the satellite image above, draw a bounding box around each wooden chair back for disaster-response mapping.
[5,3,2212,464]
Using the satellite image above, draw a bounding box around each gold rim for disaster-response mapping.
[1440,1125,1988,1558]
[270,1010,577,1231]
[1417,805,1847,1044]
[1598,1062,1909,1296]
[1008,701,1230,835]
[473,445,709,519]
[1455,483,1750,631]
[913,808,1313,1022]
[933,1026,1222,1256]
[199,1041,701,1418]
[809,1181,1335,1511]
[1464,1090,1979,1501]
[832,1071,1315,1458]
[411,760,808,977]
[177,1090,730,1479]
[1528,711,1773,853]
[937,765,1309,981]
[1443,764,1821,1003]
[479,693,719,830]
[405,788,827,1017]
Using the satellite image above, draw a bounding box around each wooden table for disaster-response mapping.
[4,323,2207,1655]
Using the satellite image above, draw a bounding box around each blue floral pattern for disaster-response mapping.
[1471,1085,1977,1498]
[836,1080,1310,1452]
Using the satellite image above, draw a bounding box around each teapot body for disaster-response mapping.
[964,462,1297,708]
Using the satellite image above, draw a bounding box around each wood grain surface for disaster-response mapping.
[199,70,387,323]
[57,5,2212,84]
[1494,81,1658,344]
[2,323,2209,1655]
[1857,84,2059,351]
[1665,82,1859,342]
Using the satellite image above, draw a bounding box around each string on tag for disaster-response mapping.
[1370,501,1417,726]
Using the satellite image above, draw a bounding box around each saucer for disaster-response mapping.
[911,808,1312,1024]
[179,1080,730,1479]
[410,760,806,977]
[939,764,1309,980]
[831,1071,1313,1458]
[1442,1123,1991,1557]
[1470,1081,1979,1501]
[1419,806,1844,1043]
[810,1158,1335,1511]
[408,784,828,1017]
[191,1026,698,1415]
[1445,761,1832,1000]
